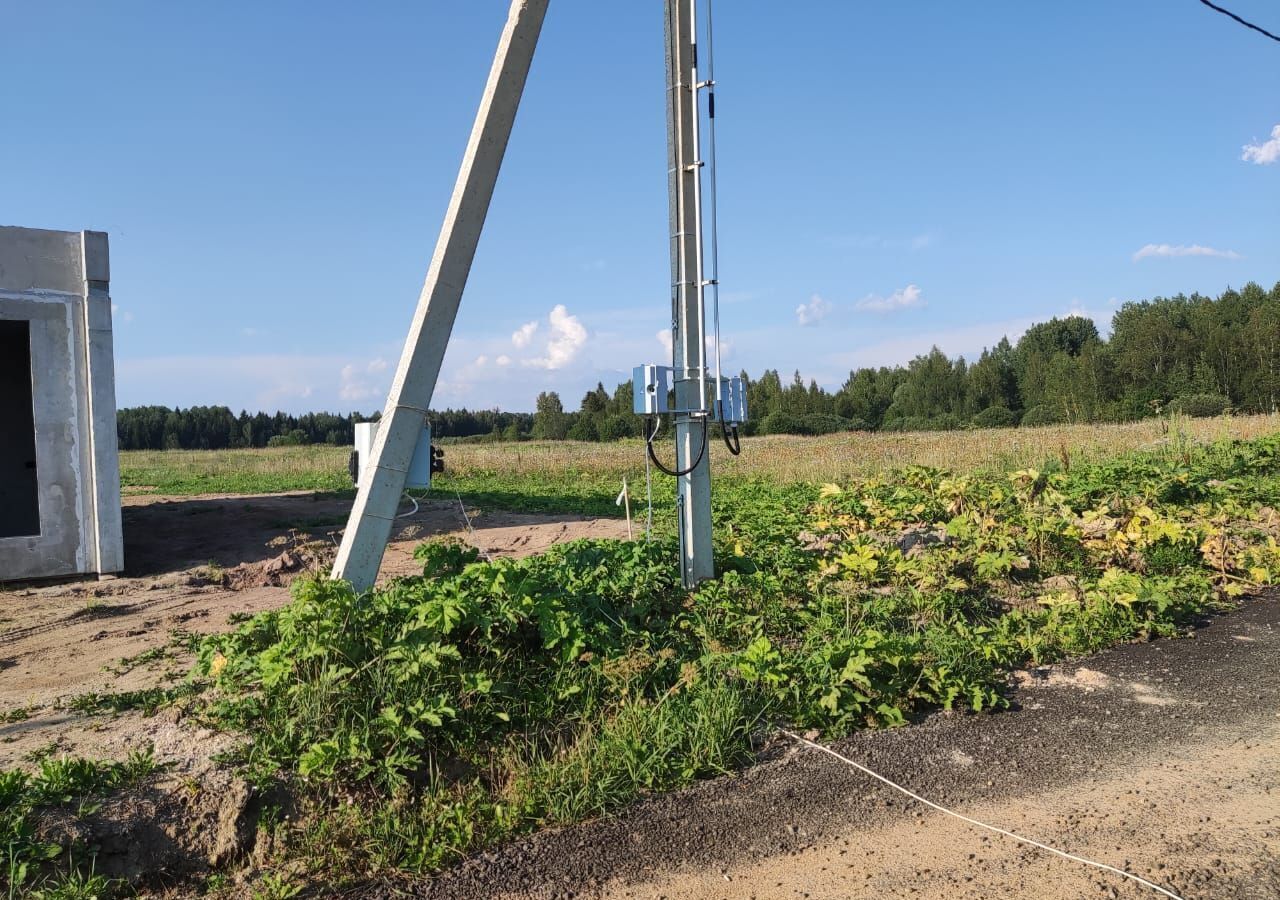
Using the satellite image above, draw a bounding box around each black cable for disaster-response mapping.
[645,415,709,477]
[721,421,741,456]
[1197,0,1280,43]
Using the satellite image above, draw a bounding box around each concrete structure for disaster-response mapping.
[0,226,124,582]
[334,0,733,591]
[332,0,549,591]
[665,0,715,586]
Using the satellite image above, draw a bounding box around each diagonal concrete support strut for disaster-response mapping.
[332,0,550,591]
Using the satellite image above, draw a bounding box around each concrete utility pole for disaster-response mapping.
[665,0,715,586]
[332,0,549,591]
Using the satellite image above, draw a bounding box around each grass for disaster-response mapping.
[64,684,200,717]
[1,751,157,898]
[120,413,1280,501]
[189,427,1280,887]
[120,444,353,496]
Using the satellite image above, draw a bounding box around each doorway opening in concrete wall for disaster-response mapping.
[0,319,41,537]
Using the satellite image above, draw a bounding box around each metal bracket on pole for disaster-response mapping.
[331,0,550,592]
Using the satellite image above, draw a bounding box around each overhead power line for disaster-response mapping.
[1197,0,1280,43]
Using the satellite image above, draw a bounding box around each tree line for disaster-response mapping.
[532,281,1280,438]
[115,406,533,450]
[118,281,1280,450]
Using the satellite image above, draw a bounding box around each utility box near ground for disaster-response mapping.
[0,226,124,582]
[350,421,440,490]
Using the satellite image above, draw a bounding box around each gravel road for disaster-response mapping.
[394,594,1280,900]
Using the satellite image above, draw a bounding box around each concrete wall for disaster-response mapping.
[0,226,124,581]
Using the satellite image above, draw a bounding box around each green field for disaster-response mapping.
[182,419,1280,886]
[14,416,1280,896]
[120,412,1280,511]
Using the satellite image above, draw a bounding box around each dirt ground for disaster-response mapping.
[0,491,628,770]
[406,596,1280,900]
[616,713,1278,900]
[5,496,1280,898]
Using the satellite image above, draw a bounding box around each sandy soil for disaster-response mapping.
[616,720,1279,900]
[0,491,628,769]
[405,596,1280,900]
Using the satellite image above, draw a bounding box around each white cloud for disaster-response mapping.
[829,315,1039,371]
[796,294,832,326]
[339,358,389,403]
[111,303,134,324]
[474,355,488,367]
[1132,243,1242,262]
[525,304,587,370]
[856,284,924,313]
[496,354,511,367]
[511,321,539,348]
[1243,125,1280,165]
[657,328,672,356]
[117,353,340,410]
[241,327,260,338]
[654,328,730,363]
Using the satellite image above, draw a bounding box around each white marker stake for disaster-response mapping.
[616,478,633,540]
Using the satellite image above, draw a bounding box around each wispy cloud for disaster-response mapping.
[1243,125,1280,165]
[118,353,346,410]
[339,357,391,403]
[856,284,924,313]
[654,328,732,363]
[657,328,672,356]
[829,315,1037,371]
[796,294,832,326]
[1132,243,1242,262]
[830,233,934,252]
[511,321,538,348]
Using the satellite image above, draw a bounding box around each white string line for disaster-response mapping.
[779,729,1184,900]
[453,488,493,562]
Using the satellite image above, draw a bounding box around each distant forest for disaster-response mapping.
[117,281,1280,450]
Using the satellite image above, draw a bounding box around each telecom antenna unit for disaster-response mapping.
[332,0,743,592]
[634,0,745,587]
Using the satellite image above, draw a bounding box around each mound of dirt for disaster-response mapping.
[221,543,334,591]
[35,769,261,883]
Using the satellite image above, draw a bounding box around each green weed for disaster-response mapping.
[1,750,156,898]
[67,684,199,717]
[186,432,1280,885]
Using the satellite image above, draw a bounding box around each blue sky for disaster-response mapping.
[4,1,1277,413]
